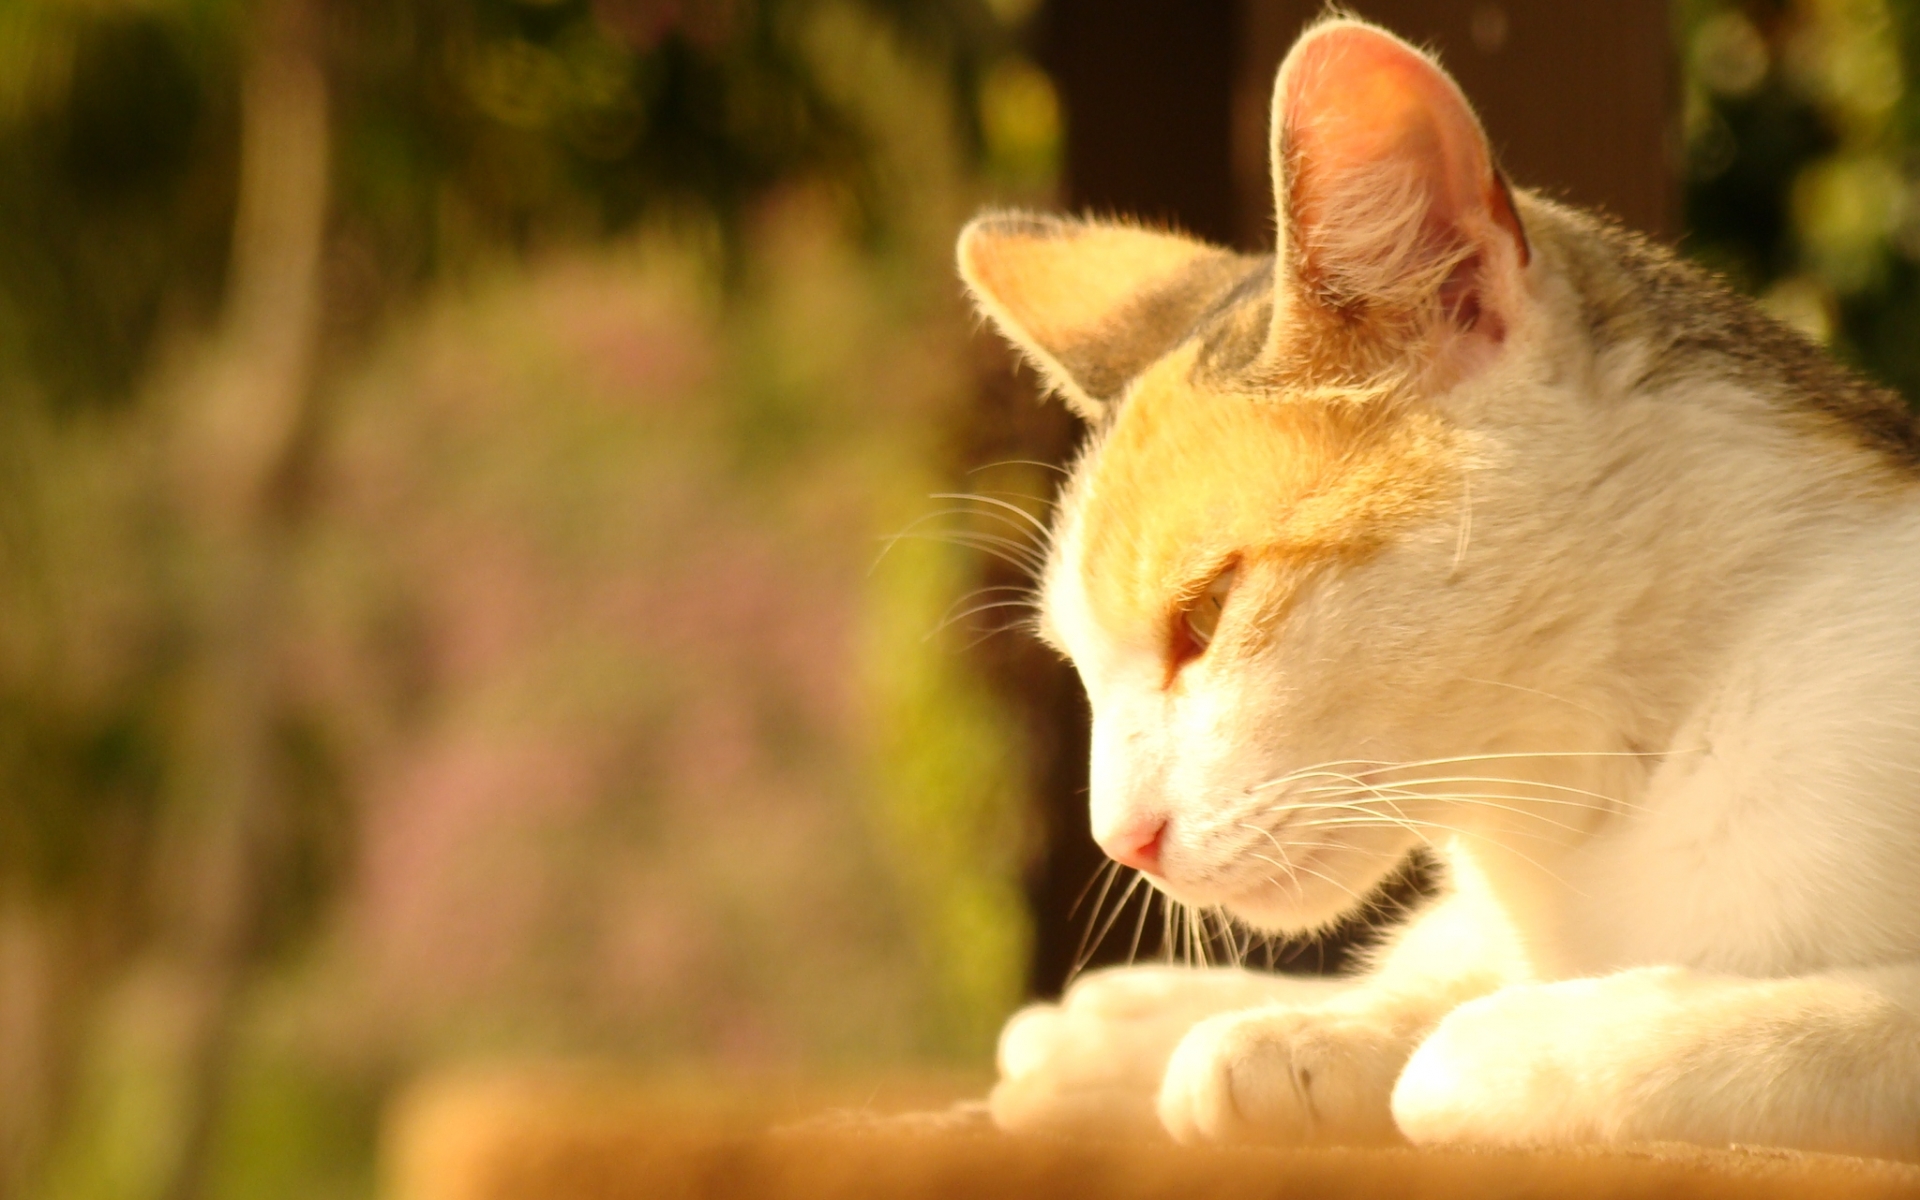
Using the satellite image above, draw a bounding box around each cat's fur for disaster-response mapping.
[959,18,1920,1159]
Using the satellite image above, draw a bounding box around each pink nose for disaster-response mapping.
[1100,817,1167,874]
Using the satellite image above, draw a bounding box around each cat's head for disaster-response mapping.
[960,20,1607,932]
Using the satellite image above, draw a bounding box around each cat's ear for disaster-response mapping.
[1268,19,1528,371]
[959,212,1246,419]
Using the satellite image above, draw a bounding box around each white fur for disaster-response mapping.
[983,18,1920,1159]
[994,242,1920,1154]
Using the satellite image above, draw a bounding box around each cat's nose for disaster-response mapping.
[1099,816,1166,875]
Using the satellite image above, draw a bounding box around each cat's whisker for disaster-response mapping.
[1251,849,1371,906]
[1251,764,1655,838]
[882,504,1050,566]
[1246,767,1415,806]
[1361,764,1651,808]
[1288,813,1577,850]
[875,528,1044,577]
[1236,772,1586,884]
[1290,805,1528,835]
[924,497,1054,568]
[1435,779,1648,815]
[964,458,1070,479]
[940,528,1049,573]
[1217,907,1250,968]
[935,582,1038,618]
[1239,821,1331,906]
[869,508,975,574]
[1278,781,1634,830]
[918,498,1049,548]
[1282,772,1641,812]
[1286,786,1601,840]
[1272,808,1580,890]
[1126,881,1157,966]
[1068,857,1122,945]
[961,619,1042,653]
[1065,859,1125,980]
[938,525,1051,575]
[929,585,1039,632]
[1356,787,1611,837]
[1245,746,1705,799]
[943,581,1038,603]
[1069,856,1121,921]
[1370,747,1706,771]
[927,597,1041,641]
[1203,906,1224,968]
[1402,782,1648,824]
[878,505,1022,544]
[1220,907,1245,966]
[1459,676,1612,725]
[1249,852,1298,888]
[1450,467,1473,578]
[1199,906,1221,966]
[1238,819,1296,858]
[929,491,1055,542]
[1070,869,1149,982]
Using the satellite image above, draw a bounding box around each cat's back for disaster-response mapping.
[1522,196,1920,476]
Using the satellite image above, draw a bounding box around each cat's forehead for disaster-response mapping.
[1062,344,1465,641]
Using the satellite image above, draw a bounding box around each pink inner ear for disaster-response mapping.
[1279,24,1526,314]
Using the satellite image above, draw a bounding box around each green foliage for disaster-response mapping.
[1681,0,1920,402]
[0,407,173,903]
[0,9,234,407]
[0,0,1006,412]
[864,527,1032,1057]
[202,1053,381,1200]
[0,1,1041,1196]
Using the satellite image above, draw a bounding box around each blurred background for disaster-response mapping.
[0,0,1915,1196]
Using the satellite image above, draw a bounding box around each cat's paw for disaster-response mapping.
[1395,969,1920,1157]
[990,967,1346,1139]
[1156,1004,1411,1146]
[1391,968,1706,1146]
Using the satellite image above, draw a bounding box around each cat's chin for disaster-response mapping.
[1220,883,1373,935]
[1207,840,1416,935]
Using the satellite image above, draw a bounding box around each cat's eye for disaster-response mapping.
[1171,565,1238,673]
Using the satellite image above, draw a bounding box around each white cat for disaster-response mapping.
[958,18,1920,1158]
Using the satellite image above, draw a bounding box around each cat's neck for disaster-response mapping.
[1450,425,1920,975]
[1429,230,1920,968]
[1465,217,1920,781]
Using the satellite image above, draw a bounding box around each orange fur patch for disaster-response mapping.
[958,215,1248,417]
[961,222,1210,349]
[1076,343,1464,663]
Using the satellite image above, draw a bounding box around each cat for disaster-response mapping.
[957,17,1920,1159]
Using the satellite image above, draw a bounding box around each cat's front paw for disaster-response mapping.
[1395,968,1920,1158]
[990,967,1345,1139]
[1391,968,1704,1147]
[1156,1004,1411,1146]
